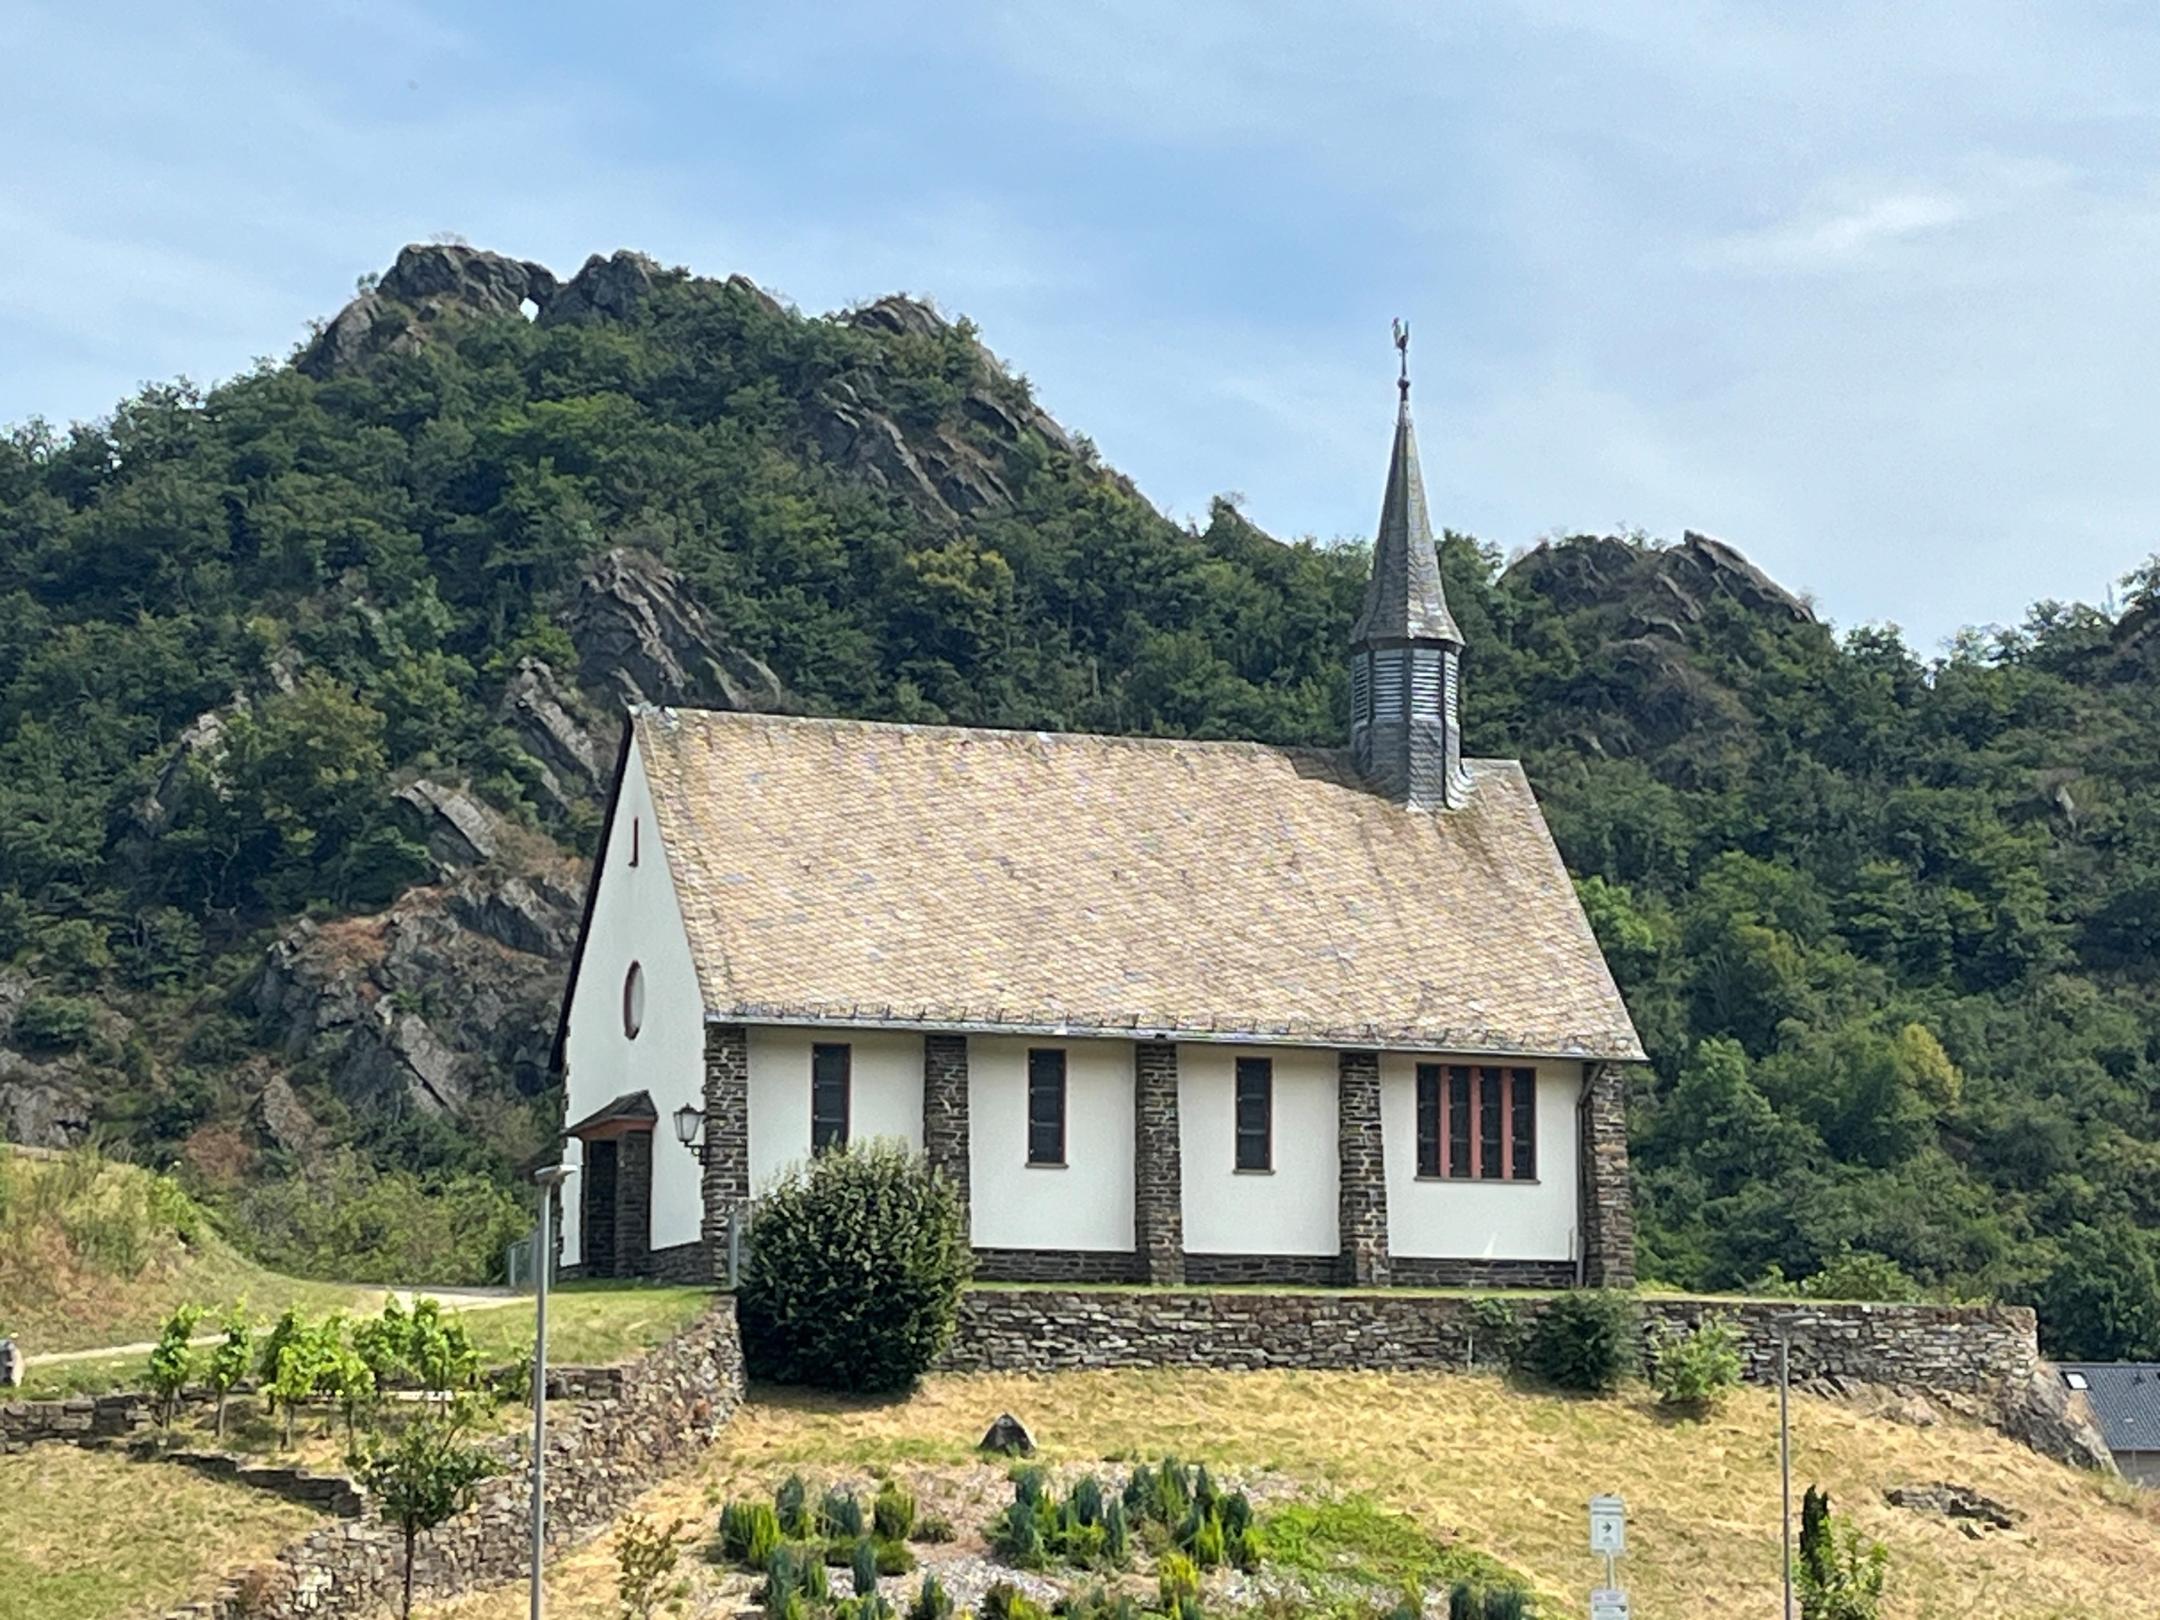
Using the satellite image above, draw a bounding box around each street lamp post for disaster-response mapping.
[529,1162,574,1620]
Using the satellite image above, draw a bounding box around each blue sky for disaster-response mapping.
[6,1,2159,648]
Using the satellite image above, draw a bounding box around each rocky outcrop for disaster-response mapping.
[809,295,1091,522]
[0,1052,92,1149]
[298,244,556,378]
[570,548,782,712]
[1507,530,1816,636]
[1995,1363,2117,1473]
[254,1074,328,1165]
[135,704,238,837]
[541,250,660,326]
[253,859,580,1117]
[498,658,606,812]
[393,779,498,872]
[0,971,91,1149]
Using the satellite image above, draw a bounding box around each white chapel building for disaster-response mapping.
[552,368,1644,1289]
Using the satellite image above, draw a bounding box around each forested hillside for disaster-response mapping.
[1,243,2156,1356]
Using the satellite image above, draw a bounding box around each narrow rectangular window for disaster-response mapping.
[1027,1048,1067,1165]
[1510,1068,1537,1180]
[811,1043,850,1154]
[1234,1056,1272,1171]
[1415,1063,1443,1177]
[1478,1066,1504,1180]
[1447,1065,1472,1177]
[629,815,639,867]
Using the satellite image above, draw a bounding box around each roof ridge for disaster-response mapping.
[634,705,1527,768]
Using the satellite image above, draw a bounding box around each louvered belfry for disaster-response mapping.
[1349,356,1469,809]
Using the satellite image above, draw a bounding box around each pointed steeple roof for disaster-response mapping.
[1352,358,1462,647]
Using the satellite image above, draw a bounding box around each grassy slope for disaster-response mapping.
[0,1150,373,1356]
[421,1370,2160,1620]
[0,1446,321,1620]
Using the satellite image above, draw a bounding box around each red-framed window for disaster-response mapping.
[1416,1064,1536,1180]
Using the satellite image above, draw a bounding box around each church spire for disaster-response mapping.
[1354,321,1463,647]
[1349,321,1470,809]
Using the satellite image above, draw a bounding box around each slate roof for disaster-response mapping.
[1351,397,1463,647]
[631,707,1643,1060]
[2059,1364,2160,1454]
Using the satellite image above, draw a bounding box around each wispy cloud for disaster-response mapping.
[1707,188,1971,273]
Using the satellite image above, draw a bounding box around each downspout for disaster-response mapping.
[1574,1063,1594,1289]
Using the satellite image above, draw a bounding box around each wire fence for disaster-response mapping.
[502,1202,754,1290]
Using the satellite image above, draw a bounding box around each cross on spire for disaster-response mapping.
[1392,317,1410,402]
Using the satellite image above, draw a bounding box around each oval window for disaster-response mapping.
[622,961,645,1040]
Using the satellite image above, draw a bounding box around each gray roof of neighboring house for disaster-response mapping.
[2059,1364,2160,1454]
[1351,396,1463,647]
[632,706,1644,1060]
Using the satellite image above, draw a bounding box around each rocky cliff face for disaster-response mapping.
[233,538,773,1124]
[85,538,775,1134]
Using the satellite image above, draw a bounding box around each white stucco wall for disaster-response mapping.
[1178,1044,1339,1256]
[1379,1056,1580,1262]
[967,1036,1135,1251]
[558,737,706,1265]
[748,1027,924,1194]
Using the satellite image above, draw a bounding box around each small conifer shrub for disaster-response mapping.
[1523,1288,1642,1394]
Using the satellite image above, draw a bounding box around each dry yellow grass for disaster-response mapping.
[0,1444,323,1620]
[417,1369,2160,1620]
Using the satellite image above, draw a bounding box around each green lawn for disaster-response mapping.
[458,1282,715,1365]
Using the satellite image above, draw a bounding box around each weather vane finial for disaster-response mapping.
[1391,318,1410,401]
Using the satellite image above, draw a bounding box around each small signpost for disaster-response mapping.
[1589,1494,1626,1559]
[1589,1493,1628,1617]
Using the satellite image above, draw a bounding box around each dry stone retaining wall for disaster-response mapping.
[168,1297,744,1620]
[2,1391,155,1450]
[943,1287,2101,1465]
[3,1364,628,1456]
[944,1287,2034,1396]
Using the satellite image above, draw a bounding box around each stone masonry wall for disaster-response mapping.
[938,1287,2093,1463]
[2,1391,156,1451]
[923,1033,970,1223]
[1578,1061,1635,1289]
[1133,1042,1183,1285]
[943,1287,2037,1398]
[170,1297,744,1620]
[1336,1049,1389,1287]
[699,1023,751,1282]
[5,1363,633,1457]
